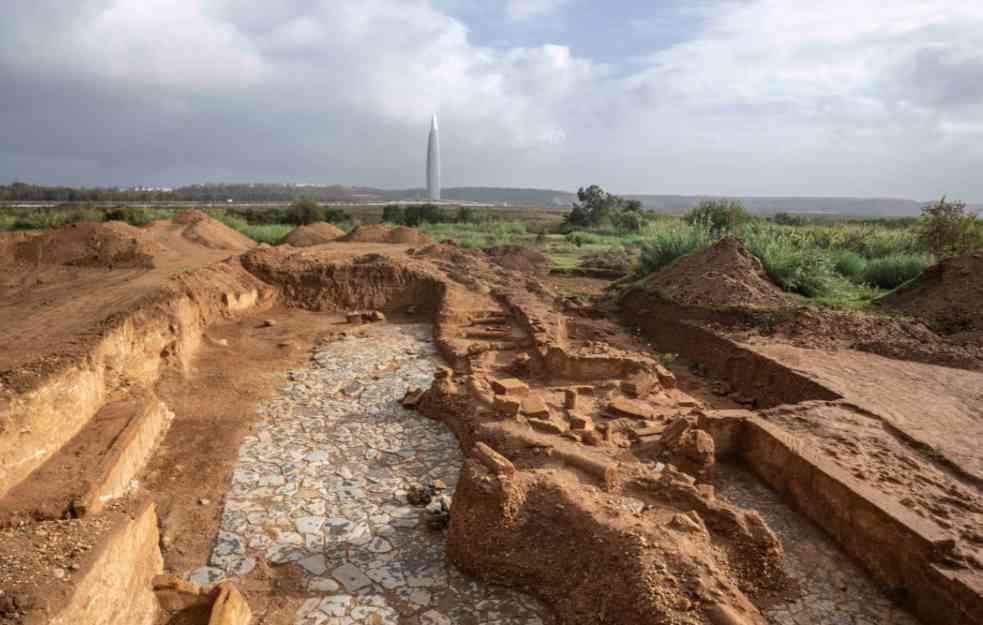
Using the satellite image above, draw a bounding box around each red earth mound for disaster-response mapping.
[483,245,550,276]
[340,224,432,245]
[879,249,983,334]
[644,236,789,309]
[13,221,161,269]
[173,210,255,251]
[278,223,346,247]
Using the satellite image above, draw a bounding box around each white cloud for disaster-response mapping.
[0,0,982,200]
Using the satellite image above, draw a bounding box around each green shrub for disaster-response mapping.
[831,249,867,281]
[104,206,153,226]
[685,199,749,233]
[238,224,293,245]
[861,254,933,289]
[639,225,715,273]
[917,197,982,257]
[739,224,834,297]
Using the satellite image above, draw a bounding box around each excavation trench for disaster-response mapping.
[195,322,549,625]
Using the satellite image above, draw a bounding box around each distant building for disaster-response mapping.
[426,115,441,201]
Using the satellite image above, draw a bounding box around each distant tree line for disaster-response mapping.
[0,182,370,203]
[381,204,480,227]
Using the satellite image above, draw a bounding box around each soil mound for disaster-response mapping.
[645,236,789,308]
[484,245,550,275]
[278,222,346,247]
[879,250,983,333]
[13,221,161,268]
[340,224,432,245]
[174,210,255,251]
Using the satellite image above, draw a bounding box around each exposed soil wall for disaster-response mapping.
[739,417,982,625]
[241,248,447,315]
[0,260,275,499]
[619,294,837,407]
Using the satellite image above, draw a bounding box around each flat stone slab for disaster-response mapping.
[490,377,530,396]
[608,398,654,420]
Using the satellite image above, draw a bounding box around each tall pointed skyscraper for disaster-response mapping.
[426,115,441,201]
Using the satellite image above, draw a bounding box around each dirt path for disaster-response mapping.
[193,323,549,625]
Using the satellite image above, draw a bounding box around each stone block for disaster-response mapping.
[493,396,521,417]
[520,394,550,418]
[490,377,529,396]
[567,413,593,431]
[563,389,578,409]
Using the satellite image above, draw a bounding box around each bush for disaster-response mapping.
[861,254,933,289]
[831,249,867,281]
[917,197,982,257]
[104,206,153,226]
[739,224,834,297]
[686,199,749,233]
[381,204,405,225]
[286,199,349,225]
[773,212,805,226]
[639,225,715,273]
[403,203,447,227]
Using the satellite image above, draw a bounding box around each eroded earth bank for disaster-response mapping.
[1,219,982,625]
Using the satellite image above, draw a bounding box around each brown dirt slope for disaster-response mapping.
[484,245,550,275]
[879,249,983,334]
[340,224,432,245]
[173,210,255,251]
[13,221,162,269]
[644,237,789,309]
[278,223,345,247]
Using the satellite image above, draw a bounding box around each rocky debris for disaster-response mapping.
[675,429,716,480]
[658,416,697,448]
[528,418,566,436]
[406,479,447,507]
[608,397,654,420]
[347,310,386,324]
[490,377,529,396]
[424,495,452,530]
[401,388,425,409]
[260,319,277,328]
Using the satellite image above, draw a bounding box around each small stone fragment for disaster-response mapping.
[564,388,578,409]
[492,395,521,417]
[528,418,566,435]
[472,442,516,476]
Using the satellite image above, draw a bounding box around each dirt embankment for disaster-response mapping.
[277,222,346,247]
[340,224,432,245]
[173,210,255,251]
[879,249,983,336]
[12,221,163,269]
[644,237,790,309]
[484,245,551,276]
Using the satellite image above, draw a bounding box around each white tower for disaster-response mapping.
[426,115,441,201]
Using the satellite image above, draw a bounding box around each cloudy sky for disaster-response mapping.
[2,0,982,200]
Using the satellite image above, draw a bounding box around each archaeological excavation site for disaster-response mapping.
[2,213,983,625]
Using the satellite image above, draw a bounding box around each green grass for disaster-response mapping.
[861,253,934,289]
[237,223,293,244]
[638,224,716,273]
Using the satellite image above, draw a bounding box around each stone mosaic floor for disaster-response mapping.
[192,323,549,625]
[715,466,921,625]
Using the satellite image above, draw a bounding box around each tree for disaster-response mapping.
[918,196,982,257]
[286,198,323,225]
[454,206,478,224]
[563,185,625,228]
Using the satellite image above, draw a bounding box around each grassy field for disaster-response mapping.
[3,201,975,310]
